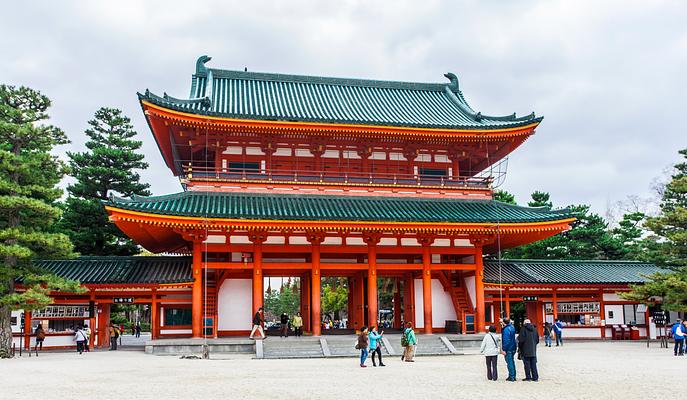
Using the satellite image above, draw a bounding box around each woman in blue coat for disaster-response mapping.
[368,326,385,367]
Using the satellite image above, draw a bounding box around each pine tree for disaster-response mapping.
[59,107,150,255]
[493,189,516,205]
[0,85,81,358]
[622,148,687,311]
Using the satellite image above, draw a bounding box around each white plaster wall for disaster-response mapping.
[218,279,253,331]
[413,279,457,328]
[560,328,602,338]
[464,276,476,308]
[605,304,625,324]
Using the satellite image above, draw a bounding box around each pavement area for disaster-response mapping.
[0,341,681,400]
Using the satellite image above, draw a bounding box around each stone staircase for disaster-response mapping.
[414,335,454,355]
[262,338,324,359]
[145,334,482,358]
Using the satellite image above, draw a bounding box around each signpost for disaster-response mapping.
[651,311,668,348]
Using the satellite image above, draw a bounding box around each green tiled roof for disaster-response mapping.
[105,191,574,224]
[138,55,542,130]
[483,259,663,285]
[34,257,192,285]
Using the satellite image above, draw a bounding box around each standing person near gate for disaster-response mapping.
[109,323,118,350]
[74,326,87,355]
[357,326,369,368]
[292,312,303,337]
[501,318,517,382]
[401,322,417,362]
[249,307,265,340]
[517,319,539,382]
[368,326,385,367]
[280,312,290,338]
[553,319,564,346]
[34,324,46,353]
[480,325,501,381]
[673,319,685,356]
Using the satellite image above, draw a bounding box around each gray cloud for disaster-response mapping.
[1,0,684,216]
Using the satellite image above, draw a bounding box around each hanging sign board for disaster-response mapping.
[113,297,135,304]
[522,296,539,302]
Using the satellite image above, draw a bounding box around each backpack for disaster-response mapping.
[401,331,409,347]
[114,327,120,338]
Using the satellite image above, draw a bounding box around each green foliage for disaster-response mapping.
[503,192,659,260]
[264,279,301,321]
[622,148,687,310]
[58,107,150,256]
[493,189,516,205]
[0,85,81,358]
[528,191,552,208]
[321,282,348,321]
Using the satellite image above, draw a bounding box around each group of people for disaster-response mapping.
[357,322,417,367]
[672,319,687,356]
[480,318,555,382]
[249,308,306,339]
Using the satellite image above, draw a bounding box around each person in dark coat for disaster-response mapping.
[280,312,289,338]
[517,319,540,382]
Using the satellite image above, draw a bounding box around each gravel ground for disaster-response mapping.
[0,341,680,400]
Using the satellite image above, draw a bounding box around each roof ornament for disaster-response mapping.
[444,72,459,92]
[196,55,212,75]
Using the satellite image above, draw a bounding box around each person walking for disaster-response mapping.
[280,312,290,338]
[368,326,385,367]
[401,322,417,362]
[673,319,685,356]
[543,322,553,347]
[34,324,45,354]
[517,319,540,382]
[292,312,303,337]
[74,326,88,354]
[501,318,517,382]
[357,326,370,368]
[83,325,91,352]
[135,323,141,338]
[249,307,266,340]
[553,319,564,346]
[109,323,118,350]
[480,325,501,381]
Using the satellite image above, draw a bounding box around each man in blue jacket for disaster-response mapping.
[501,318,517,381]
[553,319,564,346]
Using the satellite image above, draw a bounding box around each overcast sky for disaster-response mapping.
[1,0,685,219]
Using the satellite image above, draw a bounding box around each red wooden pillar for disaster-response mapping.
[420,236,435,334]
[353,273,365,330]
[98,303,110,348]
[251,239,264,320]
[151,289,158,340]
[552,288,558,322]
[505,288,511,319]
[474,245,486,334]
[24,310,31,350]
[364,233,381,329]
[191,241,203,338]
[599,290,606,339]
[393,279,402,329]
[403,274,415,328]
[493,301,502,332]
[301,273,311,332]
[309,236,323,336]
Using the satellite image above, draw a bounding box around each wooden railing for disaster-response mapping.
[185,166,495,189]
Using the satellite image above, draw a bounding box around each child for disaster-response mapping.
[544,322,553,347]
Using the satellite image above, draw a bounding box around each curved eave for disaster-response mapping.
[139,98,542,139]
[105,205,574,254]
